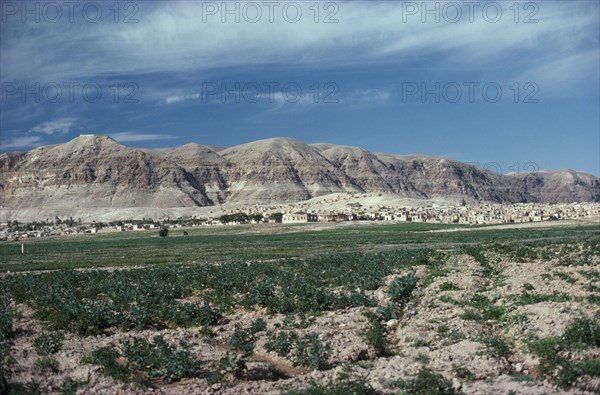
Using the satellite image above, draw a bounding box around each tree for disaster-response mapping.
[250,213,264,223]
[270,212,283,223]
[159,227,169,238]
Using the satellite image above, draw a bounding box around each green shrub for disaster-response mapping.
[562,317,600,349]
[294,332,331,370]
[265,330,297,357]
[248,317,267,334]
[81,346,130,383]
[391,367,463,394]
[0,295,13,342]
[60,379,88,395]
[82,335,198,385]
[34,356,59,372]
[528,317,600,390]
[516,292,571,306]
[438,325,463,344]
[284,372,377,395]
[439,295,461,305]
[33,333,64,356]
[211,351,250,382]
[229,324,255,357]
[362,312,389,357]
[467,295,507,321]
[210,323,260,383]
[460,310,482,321]
[389,271,418,304]
[479,336,511,358]
[1,342,15,393]
[451,365,474,381]
[529,337,561,359]
[439,282,461,291]
[376,303,398,321]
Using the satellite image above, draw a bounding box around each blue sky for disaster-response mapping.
[1,0,599,176]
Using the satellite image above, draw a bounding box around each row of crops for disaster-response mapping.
[2,223,597,271]
[1,250,433,336]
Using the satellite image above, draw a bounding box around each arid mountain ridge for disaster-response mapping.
[1,135,598,218]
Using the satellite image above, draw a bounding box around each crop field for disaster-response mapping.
[1,222,599,394]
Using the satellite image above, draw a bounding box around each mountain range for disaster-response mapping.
[1,135,598,219]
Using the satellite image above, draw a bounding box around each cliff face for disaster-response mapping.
[1,135,598,213]
[0,135,213,210]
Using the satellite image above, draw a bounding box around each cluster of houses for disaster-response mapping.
[280,202,600,225]
[0,224,96,242]
[1,202,598,242]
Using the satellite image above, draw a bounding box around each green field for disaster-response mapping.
[1,222,598,272]
[1,222,599,394]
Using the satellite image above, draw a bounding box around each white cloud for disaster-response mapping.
[350,89,392,104]
[1,135,45,150]
[517,50,599,98]
[109,131,175,143]
[2,1,597,88]
[165,93,200,105]
[29,118,77,135]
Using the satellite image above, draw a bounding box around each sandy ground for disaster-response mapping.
[0,193,459,223]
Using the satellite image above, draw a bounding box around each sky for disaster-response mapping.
[1,0,599,176]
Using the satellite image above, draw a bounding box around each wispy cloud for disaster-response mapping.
[2,1,597,88]
[1,135,45,150]
[165,93,201,105]
[348,89,392,104]
[109,131,175,143]
[29,118,77,135]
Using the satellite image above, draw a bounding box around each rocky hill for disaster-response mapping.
[1,135,598,217]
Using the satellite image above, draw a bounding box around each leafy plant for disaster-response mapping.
[528,316,600,390]
[60,379,88,395]
[390,367,463,394]
[439,281,461,291]
[414,353,430,364]
[265,330,297,357]
[1,342,15,393]
[562,317,600,349]
[283,369,377,394]
[451,365,474,381]
[33,332,64,356]
[479,336,511,358]
[34,356,59,372]
[362,312,389,357]
[82,335,198,385]
[229,323,255,357]
[294,332,331,370]
[0,295,13,342]
[376,303,398,321]
[211,321,261,383]
[515,292,571,306]
[248,317,267,334]
[438,325,463,344]
[389,271,418,304]
[211,351,250,382]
